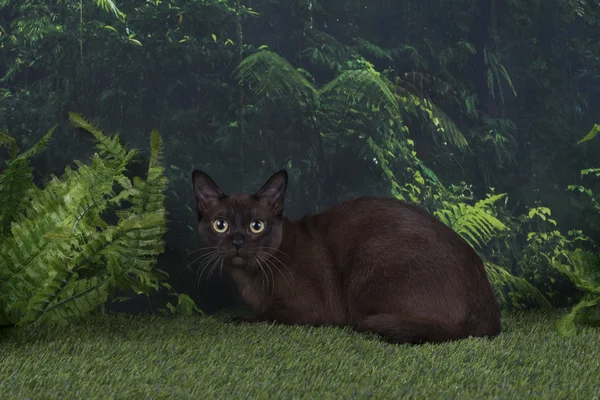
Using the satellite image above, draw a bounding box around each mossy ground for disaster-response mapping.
[1,310,598,399]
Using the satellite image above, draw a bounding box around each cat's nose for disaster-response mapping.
[232,238,245,250]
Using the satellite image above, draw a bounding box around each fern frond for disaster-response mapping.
[23,213,166,326]
[393,84,468,151]
[485,262,551,309]
[320,68,400,124]
[69,112,131,164]
[429,102,469,151]
[235,51,317,102]
[353,37,394,61]
[0,126,56,236]
[553,249,600,297]
[0,130,19,160]
[434,194,508,248]
[110,129,169,291]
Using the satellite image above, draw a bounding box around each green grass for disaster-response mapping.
[1,310,599,399]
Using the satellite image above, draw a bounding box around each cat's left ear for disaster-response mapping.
[254,170,288,215]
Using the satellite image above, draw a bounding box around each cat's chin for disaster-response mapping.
[229,256,247,268]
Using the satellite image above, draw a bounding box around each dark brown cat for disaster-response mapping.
[192,169,501,344]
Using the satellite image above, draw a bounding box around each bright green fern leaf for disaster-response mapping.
[434,194,508,249]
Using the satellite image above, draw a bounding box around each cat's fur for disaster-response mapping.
[192,169,501,344]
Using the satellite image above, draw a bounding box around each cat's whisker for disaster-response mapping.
[252,255,271,295]
[206,255,222,283]
[192,253,219,289]
[259,250,295,285]
[256,252,285,291]
[175,248,220,281]
[189,251,218,284]
[261,254,294,286]
[182,246,220,263]
[259,254,276,295]
[196,252,221,289]
[184,250,219,271]
[259,246,296,265]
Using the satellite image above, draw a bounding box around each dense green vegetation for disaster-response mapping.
[0,1,599,334]
[2,310,600,398]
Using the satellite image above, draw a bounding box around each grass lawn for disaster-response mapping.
[1,309,599,399]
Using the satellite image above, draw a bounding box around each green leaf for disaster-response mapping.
[577,124,600,144]
[556,297,600,337]
[128,38,142,47]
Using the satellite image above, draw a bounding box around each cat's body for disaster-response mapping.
[192,170,501,344]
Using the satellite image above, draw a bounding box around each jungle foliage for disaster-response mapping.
[0,0,599,330]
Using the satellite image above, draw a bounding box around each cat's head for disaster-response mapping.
[191,170,288,269]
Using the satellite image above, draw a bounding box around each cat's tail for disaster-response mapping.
[355,312,499,344]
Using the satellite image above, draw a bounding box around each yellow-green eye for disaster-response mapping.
[249,219,265,233]
[212,218,228,233]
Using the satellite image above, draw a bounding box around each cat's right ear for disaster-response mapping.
[192,170,226,216]
[254,170,288,216]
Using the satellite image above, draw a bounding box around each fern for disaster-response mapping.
[434,193,508,249]
[393,83,469,151]
[0,130,19,160]
[553,249,600,336]
[0,126,56,236]
[554,157,600,336]
[0,114,174,327]
[236,51,316,102]
[485,262,551,309]
[433,194,551,309]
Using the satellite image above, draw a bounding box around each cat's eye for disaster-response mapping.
[212,218,229,233]
[249,219,265,233]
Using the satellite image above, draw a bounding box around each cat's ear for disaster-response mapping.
[192,170,226,216]
[254,170,288,215]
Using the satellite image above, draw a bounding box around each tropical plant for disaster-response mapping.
[235,50,464,205]
[433,190,551,308]
[0,113,176,327]
[554,128,600,335]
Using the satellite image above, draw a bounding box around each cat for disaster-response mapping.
[191,169,501,344]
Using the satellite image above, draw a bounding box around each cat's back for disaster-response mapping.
[309,196,477,262]
[318,196,445,235]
